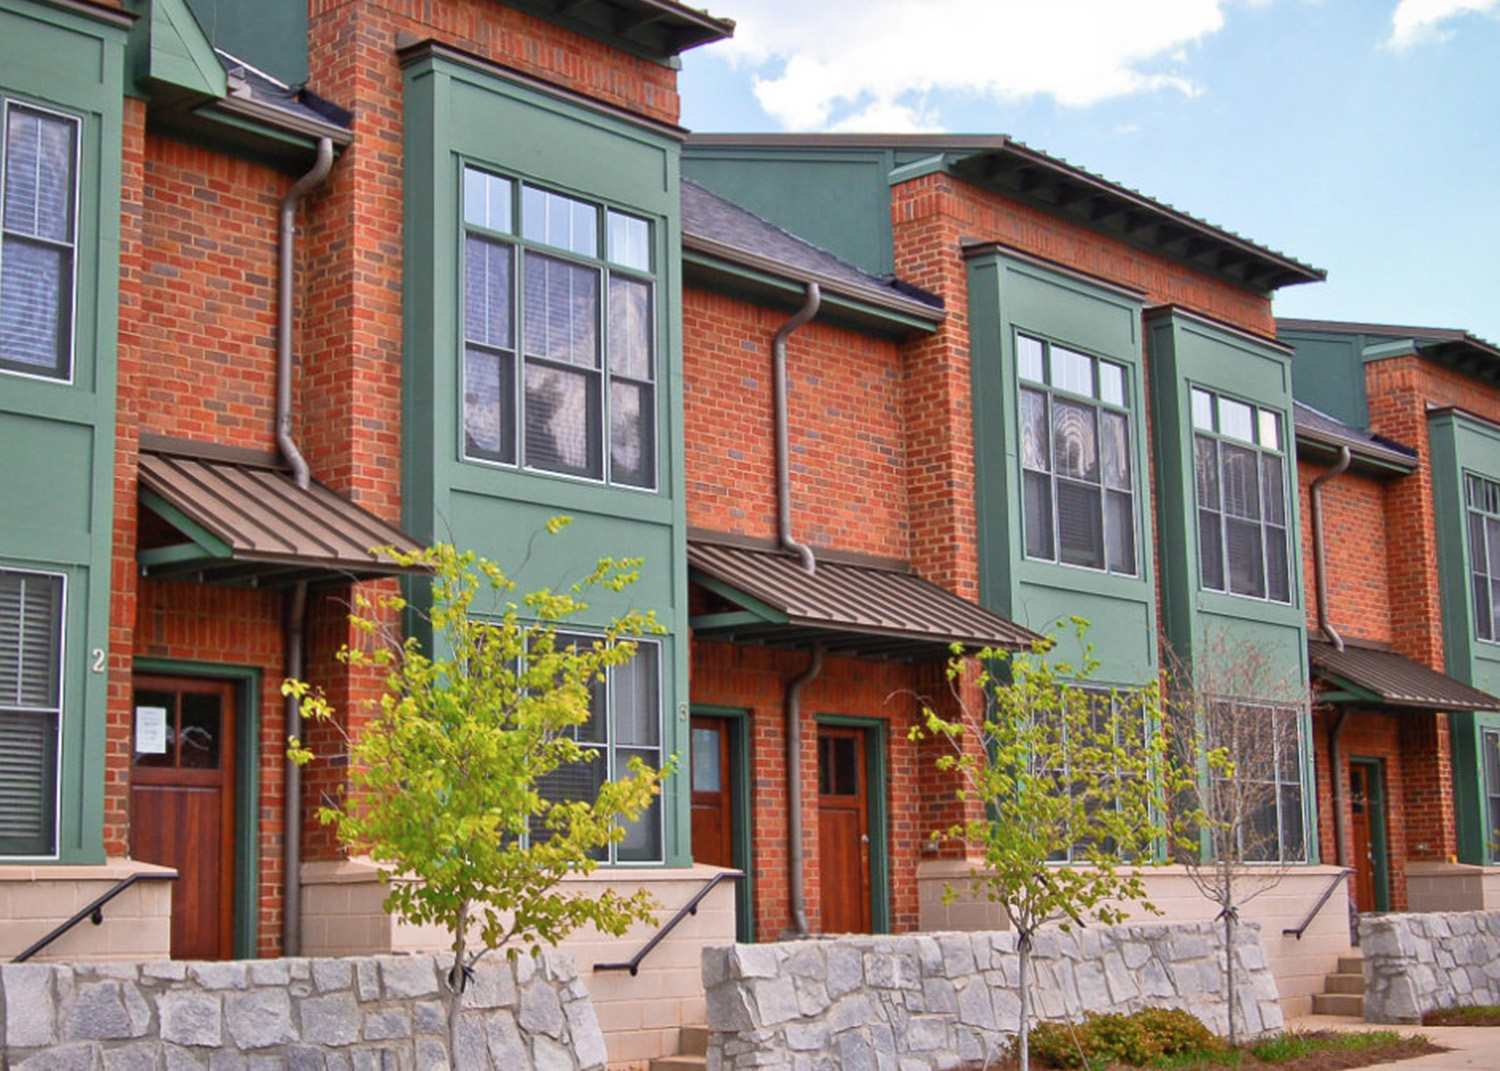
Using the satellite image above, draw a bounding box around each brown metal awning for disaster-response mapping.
[1310,639,1499,712]
[137,439,425,588]
[688,538,1041,660]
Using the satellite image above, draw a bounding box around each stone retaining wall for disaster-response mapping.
[0,950,606,1071]
[703,922,1283,1071]
[1361,911,1500,1023]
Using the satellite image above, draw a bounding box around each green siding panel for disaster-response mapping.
[142,0,227,99]
[1281,328,1368,429]
[968,251,1157,684]
[403,53,692,868]
[1430,411,1500,696]
[0,0,126,865]
[681,148,897,277]
[181,0,305,88]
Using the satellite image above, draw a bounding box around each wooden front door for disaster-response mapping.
[817,725,871,934]
[130,676,236,960]
[691,717,735,868]
[1349,760,1386,914]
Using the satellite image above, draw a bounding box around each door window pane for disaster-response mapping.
[692,726,722,793]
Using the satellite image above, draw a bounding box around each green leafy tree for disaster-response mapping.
[286,533,669,1005]
[916,622,1175,1071]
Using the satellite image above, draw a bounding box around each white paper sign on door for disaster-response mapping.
[135,706,168,755]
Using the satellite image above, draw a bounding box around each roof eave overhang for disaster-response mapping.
[1293,428,1416,476]
[682,236,944,337]
[948,144,1325,294]
[481,0,733,64]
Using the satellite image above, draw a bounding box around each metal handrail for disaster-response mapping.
[12,871,178,962]
[594,870,743,976]
[1283,867,1353,940]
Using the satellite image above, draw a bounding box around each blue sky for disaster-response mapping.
[679,0,1500,343]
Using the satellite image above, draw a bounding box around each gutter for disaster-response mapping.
[280,137,335,957]
[786,644,824,937]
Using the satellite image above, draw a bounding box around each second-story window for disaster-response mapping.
[1,102,78,381]
[1192,388,1290,602]
[462,167,656,489]
[1017,334,1137,575]
[1465,473,1500,641]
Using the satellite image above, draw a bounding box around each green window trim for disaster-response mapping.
[1464,472,1500,645]
[460,164,660,492]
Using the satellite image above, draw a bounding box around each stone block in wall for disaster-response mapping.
[1361,911,1500,1023]
[0,951,607,1071]
[702,922,1282,1071]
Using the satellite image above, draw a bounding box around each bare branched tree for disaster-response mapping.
[1165,632,1311,1047]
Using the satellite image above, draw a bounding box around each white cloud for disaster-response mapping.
[713,0,1236,131]
[1387,0,1500,48]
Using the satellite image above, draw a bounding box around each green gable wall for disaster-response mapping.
[968,251,1157,684]
[182,0,305,88]
[682,146,898,277]
[1280,327,1369,429]
[0,0,127,862]
[1148,311,1309,682]
[402,51,692,867]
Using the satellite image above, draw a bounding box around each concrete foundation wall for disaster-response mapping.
[0,860,174,963]
[918,862,1352,1019]
[301,859,737,1068]
[1406,862,1500,912]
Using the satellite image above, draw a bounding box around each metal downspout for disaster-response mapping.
[1310,446,1352,870]
[774,284,821,574]
[786,644,824,937]
[280,137,334,957]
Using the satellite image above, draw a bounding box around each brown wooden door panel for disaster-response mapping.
[690,718,735,869]
[130,676,236,960]
[817,726,871,934]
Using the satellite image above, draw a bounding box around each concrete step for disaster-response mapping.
[1325,972,1366,995]
[679,1026,710,1056]
[1338,956,1365,976]
[649,1058,706,1071]
[1312,992,1364,1017]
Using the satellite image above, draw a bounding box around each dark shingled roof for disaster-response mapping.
[681,179,943,322]
[1310,640,1499,712]
[688,538,1040,660]
[138,439,424,588]
[1293,401,1416,473]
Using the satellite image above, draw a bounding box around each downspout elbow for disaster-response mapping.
[276,137,334,490]
[774,283,821,574]
[1310,446,1352,652]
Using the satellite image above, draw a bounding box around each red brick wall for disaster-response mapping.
[1297,461,1395,646]
[136,138,287,449]
[690,640,923,938]
[683,289,909,559]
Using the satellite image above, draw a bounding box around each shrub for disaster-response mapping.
[1025,1008,1221,1069]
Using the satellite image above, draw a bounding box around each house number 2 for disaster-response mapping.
[92,648,107,673]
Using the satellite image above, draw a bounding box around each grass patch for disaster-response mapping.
[1422,1004,1500,1026]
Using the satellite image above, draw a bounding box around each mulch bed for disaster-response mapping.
[956,1031,1442,1071]
[1422,1005,1500,1026]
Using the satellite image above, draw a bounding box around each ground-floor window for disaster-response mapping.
[0,567,64,857]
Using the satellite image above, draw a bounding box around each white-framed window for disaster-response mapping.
[461,166,656,490]
[535,634,664,864]
[1017,334,1137,575]
[0,567,64,858]
[1,100,79,381]
[1191,388,1291,602]
[1465,474,1500,642]
[1046,686,1150,864]
[1215,701,1306,864]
